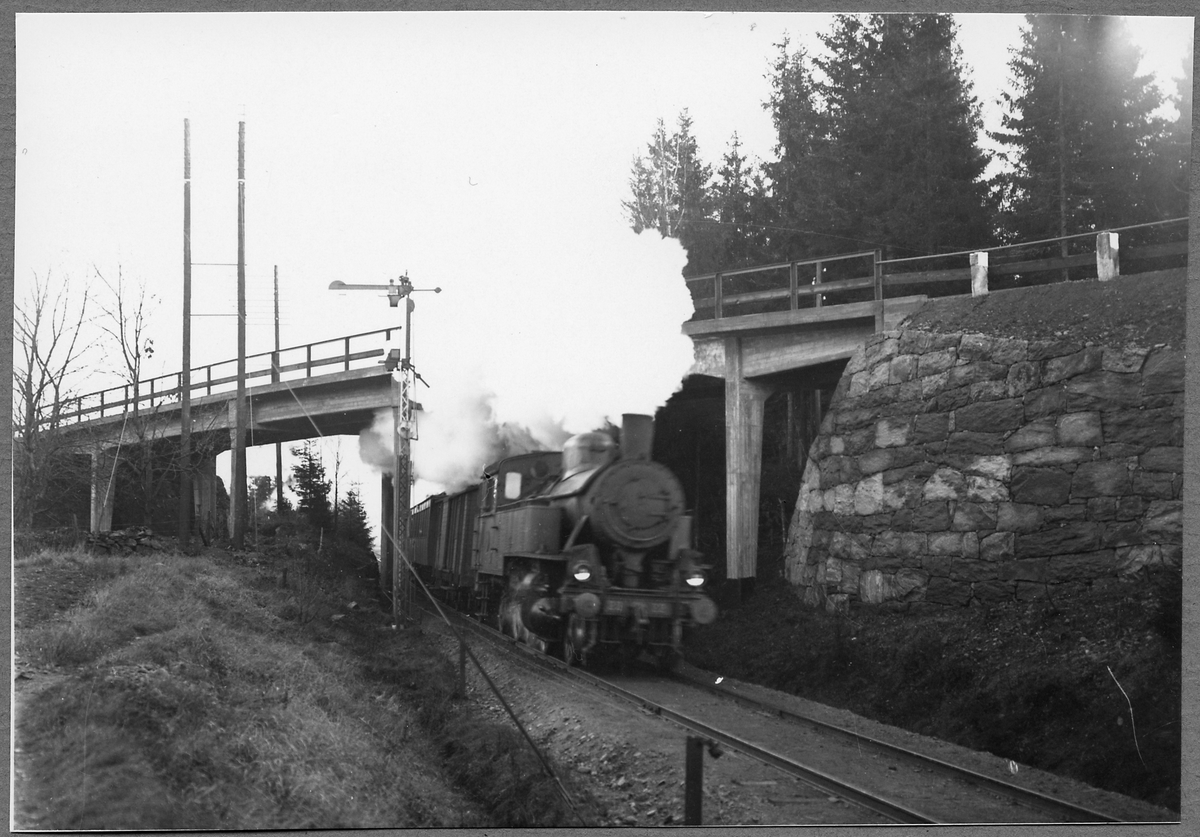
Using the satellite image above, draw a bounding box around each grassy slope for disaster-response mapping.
[13,540,597,830]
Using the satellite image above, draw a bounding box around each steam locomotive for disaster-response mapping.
[404,414,717,668]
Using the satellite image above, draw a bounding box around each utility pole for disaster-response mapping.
[274,266,283,514]
[232,120,248,548]
[179,117,193,548]
[328,275,440,623]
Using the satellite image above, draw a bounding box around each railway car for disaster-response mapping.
[404,413,717,669]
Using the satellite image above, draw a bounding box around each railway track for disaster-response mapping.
[424,602,1129,825]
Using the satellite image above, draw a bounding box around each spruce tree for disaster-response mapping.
[337,486,374,552]
[992,15,1169,244]
[812,14,994,259]
[622,110,715,272]
[289,441,332,531]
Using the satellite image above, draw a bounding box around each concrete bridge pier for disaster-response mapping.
[193,455,221,542]
[90,447,118,533]
[723,336,776,600]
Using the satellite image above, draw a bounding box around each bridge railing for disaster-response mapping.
[686,217,1188,321]
[49,327,399,428]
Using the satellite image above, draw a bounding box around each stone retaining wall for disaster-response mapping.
[784,327,1184,611]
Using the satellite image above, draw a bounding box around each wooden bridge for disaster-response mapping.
[683,220,1188,589]
[48,329,401,534]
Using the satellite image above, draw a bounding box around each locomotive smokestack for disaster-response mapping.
[621,414,654,461]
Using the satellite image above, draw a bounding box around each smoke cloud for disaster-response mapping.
[358,227,696,500]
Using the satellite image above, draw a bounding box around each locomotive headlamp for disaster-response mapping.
[685,570,706,588]
[572,562,592,582]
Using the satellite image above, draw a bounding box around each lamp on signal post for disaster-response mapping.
[328,275,440,624]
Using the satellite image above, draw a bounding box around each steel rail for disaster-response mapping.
[425,605,935,824]
[426,602,1131,825]
[672,669,1121,824]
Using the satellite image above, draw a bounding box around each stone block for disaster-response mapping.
[844,346,868,376]
[1102,346,1148,373]
[1042,346,1103,384]
[1007,362,1041,398]
[972,580,1014,603]
[1023,385,1065,419]
[1086,497,1117,521]
[1010,466,1072,505]
[882,480,920,511]
[923,467,965,501]
[893,502,950,532]
[1063,370,1142,411]
[947,430,1007,455]
[965,475,1009,503]
[1102,408,1183,448]
[953,502,998,531]
[1140,446,1183,473]
[965,455,1012,482]
[858,448,892,475]
[1070,460,1131,498]
[1011,447,1094,467]
[843,427,878,456]
[854,474,885,515]
[1015,522,1102,557]
[933,387,971,413]
[1141,349,1185,395]
[912,412,951,444]
[988,338,1030,367]
[918,347,958,378]
[1006,420,1056,452]
[947,360,1009,390]
[956,333,994,362]
[897,380,925,402]
[922,554,953,577]
[1100,521,1143,549]
[1028,339,1083,362]
[1132,471,1175,500]
[890,353,919,384]
[829,484,856,515]
[962,531,980,559]
[1055,412,1103,446]
[955,398,1023,433]
[1143,500,1182,542]
[848,371,871,397]
[997,503,1041,532]
[968,381,1008,404]
[882,460,937,486]
[1047,550,1116,583]
[1043,503,1088,524]
[836,407,879,432]
[979,531,1015,562]
[928,531,964,556]
[859,568,926,605]
[920,371,950,399]
[876,417,912,448]
[950,558,1000,582]
[829,531,872,563]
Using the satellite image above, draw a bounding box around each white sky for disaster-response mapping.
[14,11,1193,538]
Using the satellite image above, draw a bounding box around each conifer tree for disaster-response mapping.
[289,441,332,531]
[812,14,994,259]
[622,110,715,272]
[992,15,1169,243]
[337,486,374,552]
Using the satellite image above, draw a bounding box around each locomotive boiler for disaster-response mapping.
[407,413,717,668]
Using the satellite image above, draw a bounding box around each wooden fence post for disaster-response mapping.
[1097,231,1120,281]
[971,251,989,296]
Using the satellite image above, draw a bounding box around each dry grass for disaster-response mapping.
[13,543,593,829]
